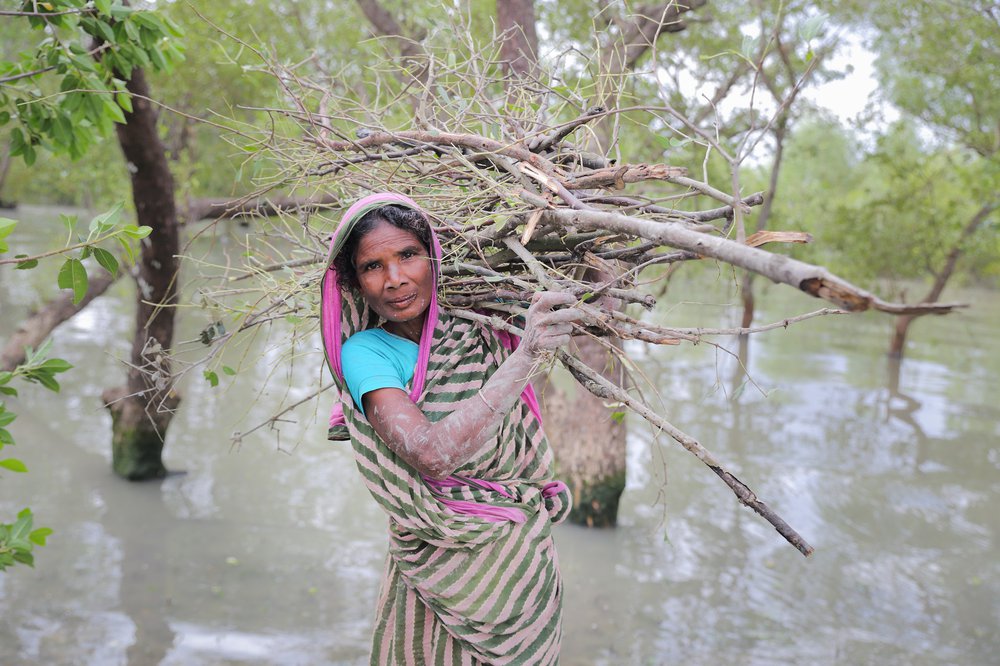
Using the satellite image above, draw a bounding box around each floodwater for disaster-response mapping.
[0,204,997,665]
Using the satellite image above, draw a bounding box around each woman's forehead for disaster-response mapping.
[355,220,427,257]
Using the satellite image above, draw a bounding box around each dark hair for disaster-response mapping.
[333,204,432,291]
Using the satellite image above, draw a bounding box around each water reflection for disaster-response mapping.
[1,208,998,664]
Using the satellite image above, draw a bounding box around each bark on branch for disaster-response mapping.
[450,308,814,556]
[1,272,118,372]
[538,205,965,315]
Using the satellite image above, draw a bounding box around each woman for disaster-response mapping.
[320,192,580,664]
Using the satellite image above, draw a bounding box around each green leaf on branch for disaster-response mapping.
[89,202,124,235]
[0,458,28,473]
[93,18,116,43]
[29,528,53,547]
[35,359,74,374]
[12,551,33,567]
[92,247,119,276]
[0,428,12,445]
[799,13,827,42]
[60,214,78,235]
[117,92,133,114]
[116,235,136,265]
[122,225,152,239]
[102,96,127,124]
[203,370,219,387]
[57,258,89,304]
[0,218,16,241]
[222,366,236,376]
[14,255,39,270]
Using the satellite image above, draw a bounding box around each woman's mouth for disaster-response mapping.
[386,293,417,308]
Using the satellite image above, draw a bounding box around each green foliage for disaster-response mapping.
[769,118,1000,287]
[1,202,151,303]
[0,0,185,164]
[852,0,999,157]
[0,0,168,562]
[0,508,53,571]
[0,340,73,571]
[0,216,16,253]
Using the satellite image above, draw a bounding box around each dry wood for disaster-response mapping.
[179,38,969,554]
[451,308,814,557]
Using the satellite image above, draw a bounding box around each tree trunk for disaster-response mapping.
[888,313,914,358]
[0,142,12,206]
[497,0,637,526]
[536,330,626,527]
[739,120,787,332]
[100,67,181,481]
[544,1,703,525]
[497,0,538,80]
[888,202,996,359]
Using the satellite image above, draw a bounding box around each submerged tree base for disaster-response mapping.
[568,471,627,527]
[103,386,179,481]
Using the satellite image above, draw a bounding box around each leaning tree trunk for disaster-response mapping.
[1,272,118,372]
[100,67,180,480]
[888,202,996,359]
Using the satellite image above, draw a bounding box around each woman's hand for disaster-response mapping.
[520,291,583,357]
[363,290,583,479]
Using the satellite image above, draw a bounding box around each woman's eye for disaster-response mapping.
[363,262,379,272]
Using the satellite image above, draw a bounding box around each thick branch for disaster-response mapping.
[1,272,118,372]
[538,205,965,315]
[603,1,708,74]
[565,163,688,190]
[449,308,814,557]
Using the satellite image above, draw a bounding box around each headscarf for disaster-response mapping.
[321,192,441,439]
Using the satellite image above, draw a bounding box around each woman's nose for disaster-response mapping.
[385,262,406,287]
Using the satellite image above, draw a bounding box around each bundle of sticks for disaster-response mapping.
[231,97,960,557]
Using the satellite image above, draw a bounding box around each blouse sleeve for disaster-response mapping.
[341,333,409,417]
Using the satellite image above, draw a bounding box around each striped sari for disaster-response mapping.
[321,194,571,664]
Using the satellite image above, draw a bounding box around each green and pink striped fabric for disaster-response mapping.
[321,193,571,664]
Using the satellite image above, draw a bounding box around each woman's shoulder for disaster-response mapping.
[344,327,386,348]
[343,328,417,358]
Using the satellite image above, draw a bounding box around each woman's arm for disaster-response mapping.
[361,291,580,479]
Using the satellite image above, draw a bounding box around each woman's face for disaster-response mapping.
[353,219,433,334]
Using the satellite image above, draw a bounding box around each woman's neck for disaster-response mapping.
[383,316,424,343]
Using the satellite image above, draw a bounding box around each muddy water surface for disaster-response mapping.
[1,205,997,665]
